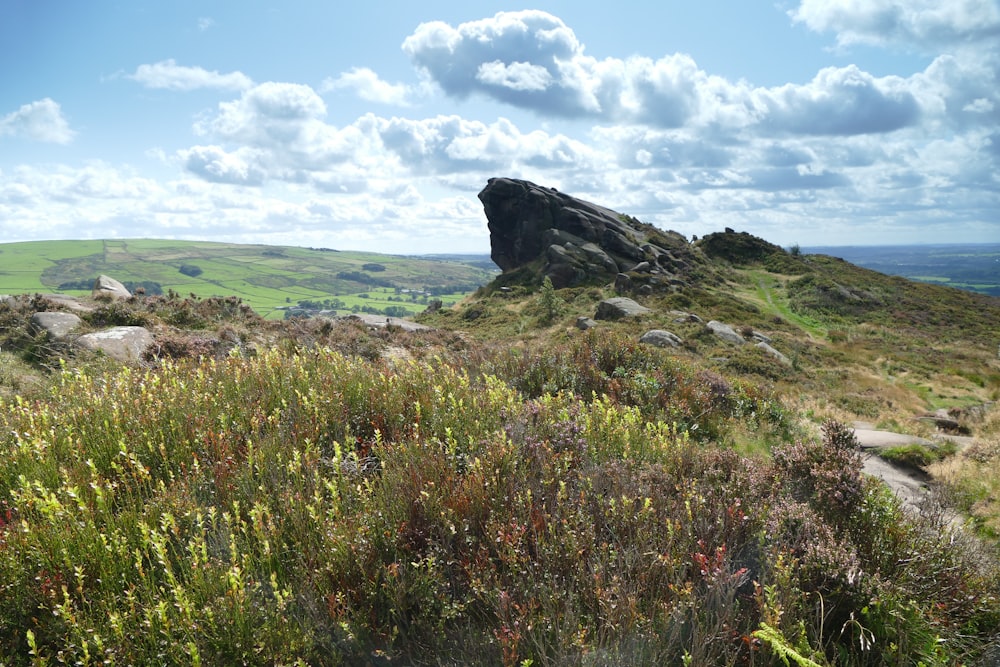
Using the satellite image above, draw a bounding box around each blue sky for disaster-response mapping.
[1,1,998,254]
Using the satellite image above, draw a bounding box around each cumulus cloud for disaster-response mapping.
[0,99,75,144]
[401,10,928,137]
[755,65,920,135]
[179,146,267,185]
[791,0,1000,50]
[129,59,253,92]
[321,67,413,105]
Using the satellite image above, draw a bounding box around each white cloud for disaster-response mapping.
[129,59,253,92]
[179,145,267,185]
[476,61,554,92]
[401,10,927,137]
[321,67,413,105]
[753,65,920,135]
[197,17,214,32]
[791,0,1000,50]
[0,99,75,144]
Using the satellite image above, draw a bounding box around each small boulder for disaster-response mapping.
[576,316,598,330]
[755,341,791,366]
[76,326,154,363]
[707,320,746,346]
[92,275,131,300]
[639,330,682,348]
[30,312,82,340]
[670,310,703,324]
[614,273,632,294]
[595,297,652,320]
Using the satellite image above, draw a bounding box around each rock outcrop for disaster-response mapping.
[479,177,702,289]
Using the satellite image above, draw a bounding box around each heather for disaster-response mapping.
[1,336,997,665]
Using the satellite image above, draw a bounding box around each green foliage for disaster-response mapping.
[178,264,203,277]
[537,276,562,325]
[0,346,997,665]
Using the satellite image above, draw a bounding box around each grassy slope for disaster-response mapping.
[2,234,1000,664]
[0,239,496,318]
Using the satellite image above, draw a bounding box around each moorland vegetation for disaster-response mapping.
[0,225,999,665]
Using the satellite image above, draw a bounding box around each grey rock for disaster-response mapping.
[30,312,82,340]
[576,316,598,330]
[614,273,632,294]
[479,177,702,288]
[342,313,432,332]
[630,261,652,273]
[40,294,94,313]
[76,326,154,363]
[637,284,653,296]
[595,297,652,320]
[669,310,703,324]
[639,329,682,348]
[755,341,791,366]
[92,275,131,300]
[707,320,746,346]
[750,331,772,344]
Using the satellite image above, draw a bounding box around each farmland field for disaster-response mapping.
[0,239,496,318]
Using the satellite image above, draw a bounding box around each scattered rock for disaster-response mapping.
[670,310,703,324]
[92,275,131,300]
[707,320,746,346]
[30,312,82,340]
[39,294,94,313]
[595,297,652,320]
[639,330,682,348]
[576,316,598,330]
[614,273,632,294]
[755,341,791,366]
[917,408,965,434]
[750,330,772,344]
[342,313,432,332]
[76,326,154,363]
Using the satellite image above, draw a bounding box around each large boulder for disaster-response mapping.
[92,275,131,300]
[594,297,652,320]
[479,178,701,288]
[30,312,82,340]
[76,326,153,363]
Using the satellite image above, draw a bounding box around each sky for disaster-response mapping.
[1,1,998,255]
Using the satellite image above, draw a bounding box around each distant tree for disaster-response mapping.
[179,264,203,278]
[362,263,386,272]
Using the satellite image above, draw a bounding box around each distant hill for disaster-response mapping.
[0,239,497,318]
[804,244,1000,296]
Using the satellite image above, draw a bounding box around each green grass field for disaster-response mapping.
[0,239,496,318]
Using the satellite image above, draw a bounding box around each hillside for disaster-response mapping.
[1,187,1000,664]
[0,239,496,318]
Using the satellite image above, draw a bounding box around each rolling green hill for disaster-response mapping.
[0,239,496,318]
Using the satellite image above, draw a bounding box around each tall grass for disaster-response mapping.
[0,343,998,665]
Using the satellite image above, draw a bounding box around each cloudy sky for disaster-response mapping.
[2,1,998,254]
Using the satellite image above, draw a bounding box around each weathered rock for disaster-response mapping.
[707,320,746,346]
[30,312,82,340]
[637,284,653,296]
[576,316,598,330]
[595,297,652,320]
[670,310,703,324]
[750,331,772,344]
[614,273,632,294]
[639,330,682,348]
[755,341,791,366]
[479,177,702,288]
[340,313,432,332]
[76,326,153,363]
[92,275,131,300]
[39,294,94,313]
